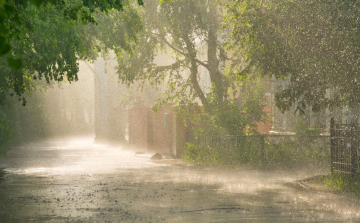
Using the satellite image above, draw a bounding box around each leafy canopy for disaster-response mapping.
[227,0,360,113]
[93,0,267,135]
[0,0,143,104]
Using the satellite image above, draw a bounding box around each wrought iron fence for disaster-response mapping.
[187,133,330,167]
[330,118,360,178]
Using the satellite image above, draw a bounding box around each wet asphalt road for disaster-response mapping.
[0,136,359,222]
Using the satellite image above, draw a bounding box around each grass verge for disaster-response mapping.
[299,174,360,197]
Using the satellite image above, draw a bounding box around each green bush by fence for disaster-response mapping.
[183,134,330,168]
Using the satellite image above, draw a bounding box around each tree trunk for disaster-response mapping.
[183,34,210,111]
[207,0,224,103]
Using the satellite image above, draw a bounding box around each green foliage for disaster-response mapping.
[183,135,329,169]
[87,0,143,55]
[96,0,236,112]
[264,137,329,168]
[183,139,263,166]
[227,0,360,113]
[293,118,321,136]
[93,0,268,138]
[211,78,266,135]
[0,0,141,58]
[0,0,143,104]
[1,2,79,104]
[182,143,221,166]
[307,174,360,196]
[324,175,348,192]
[177,75,267,137]
[175,76,267,167]
[7,56,22,70]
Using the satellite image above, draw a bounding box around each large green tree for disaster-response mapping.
[0,0,137,65]
[94,0,266,135]
[227,0,360,113]
[0,0,143,104]
[95,0,229,110]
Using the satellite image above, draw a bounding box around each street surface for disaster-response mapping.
[0,136,359,222]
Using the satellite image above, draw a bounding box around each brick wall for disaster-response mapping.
[128,107,153,151]
[128,105,187,157]
[152,106,174,155]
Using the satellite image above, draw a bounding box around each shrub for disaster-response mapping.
[183,135,330,169]
[182,143,220,166]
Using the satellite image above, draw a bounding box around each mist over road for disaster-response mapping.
[0,136,359,222]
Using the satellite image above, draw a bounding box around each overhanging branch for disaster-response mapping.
[151,32,209,69]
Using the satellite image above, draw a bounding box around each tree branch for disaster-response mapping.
[151,32,209,69]
[182,34,210,111]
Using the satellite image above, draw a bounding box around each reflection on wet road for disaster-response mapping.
[0,136,359,222]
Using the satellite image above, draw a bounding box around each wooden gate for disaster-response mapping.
[330,118,360,178]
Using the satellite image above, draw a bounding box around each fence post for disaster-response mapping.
[330,117,335,174]
[260,135,265,163]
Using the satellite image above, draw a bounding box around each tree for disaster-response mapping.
[95,0,226,110]
[227,0,360,113]
[94,0,267,135]
[1,0,139,66]
[0,0,143,104]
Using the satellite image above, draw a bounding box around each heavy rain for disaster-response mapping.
[1,0,360,222]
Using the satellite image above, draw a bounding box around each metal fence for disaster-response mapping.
[188,133,330,167]
[330,118,360,178]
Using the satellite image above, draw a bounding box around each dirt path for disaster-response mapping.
[0,136,359,222]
